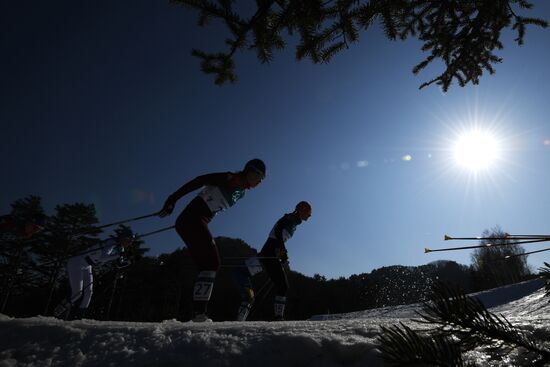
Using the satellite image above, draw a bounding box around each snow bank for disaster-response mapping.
[1,279,548,367]
[0,317,388,367]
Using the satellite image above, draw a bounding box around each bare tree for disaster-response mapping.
[471,226,530,289]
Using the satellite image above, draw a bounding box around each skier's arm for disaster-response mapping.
[99,239,122,263]
[272,216,290,260]
[159,172,229,217]
[273,215,291,243]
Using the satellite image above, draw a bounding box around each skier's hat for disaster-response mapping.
[244,159,266,178]
[295,201,312,216]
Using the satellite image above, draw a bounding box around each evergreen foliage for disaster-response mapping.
[379,322,469,366]
[0,196,46,313]
[540,262,550,299]
[378,283,550,366]
[8,195,45,225]
[110,224,149,263]
[173,0,547,91]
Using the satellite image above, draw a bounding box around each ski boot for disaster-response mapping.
[192,313,213,323]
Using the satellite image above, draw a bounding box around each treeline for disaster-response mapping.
[1,196,535,321]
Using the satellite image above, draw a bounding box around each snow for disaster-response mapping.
[0,279,547,367]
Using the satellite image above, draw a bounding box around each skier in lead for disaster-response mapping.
[235,201,312,321]
[54,229,134,320]
[158,159,266,322]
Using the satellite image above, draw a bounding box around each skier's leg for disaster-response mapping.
[191,270,216,322]
[232,267,254,321]
[75,266,93,318]
[67,259,84,306]
[176,214,220,321]
[53,262,77,319]
[68,265,92,320]
[237,286,254,321]
[261,260,288,320]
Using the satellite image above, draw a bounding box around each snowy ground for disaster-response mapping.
[1,279,547,367]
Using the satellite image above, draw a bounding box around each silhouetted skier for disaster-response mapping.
[235,201,312,321]
[159,159,266,322]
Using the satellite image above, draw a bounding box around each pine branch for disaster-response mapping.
[176,0,548,88]
[540,262,550,299]
[379,322,468,366]
[191,49,237,85]
[379,283,550,366]
[419,283,550,362]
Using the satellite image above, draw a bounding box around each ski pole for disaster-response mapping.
[444,234,550,241]
[55,211,161,238]
[36,224,174,268]
[135,225,175,239]
[96,211,160,230]
[425,238,550,254]
[505,247,550,259]
[223,256,279,260]
[502,234,550,240]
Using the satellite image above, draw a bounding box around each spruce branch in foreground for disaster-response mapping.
[378,283,550,366]
[173,0,548,90]
[419,284,550,363]
[540,262,550,299]
[379,322,469,366]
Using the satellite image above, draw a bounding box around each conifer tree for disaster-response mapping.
[0,195,46,313]
[173,0,547,90]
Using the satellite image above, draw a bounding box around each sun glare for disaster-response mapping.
[453,129,499,171]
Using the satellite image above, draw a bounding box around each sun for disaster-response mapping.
[453,129,500,171]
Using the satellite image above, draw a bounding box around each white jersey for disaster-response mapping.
[198,184,245,215]
[72,238,122,266]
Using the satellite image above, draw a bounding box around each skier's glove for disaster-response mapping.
[278,248,288,262]
[116,256,131,269]
[281,260,290,271]
[159,199,175,217]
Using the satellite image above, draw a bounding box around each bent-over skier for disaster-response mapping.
[54,230,134,320]
[158,159,266,322]
[239,201,312,321]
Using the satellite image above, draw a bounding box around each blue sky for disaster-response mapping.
[2,1,550,279]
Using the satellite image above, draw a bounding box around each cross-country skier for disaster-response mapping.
[257,201,312,321]
[54,230,134,320]
[158,159,266,322]
[0,214,45,242]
